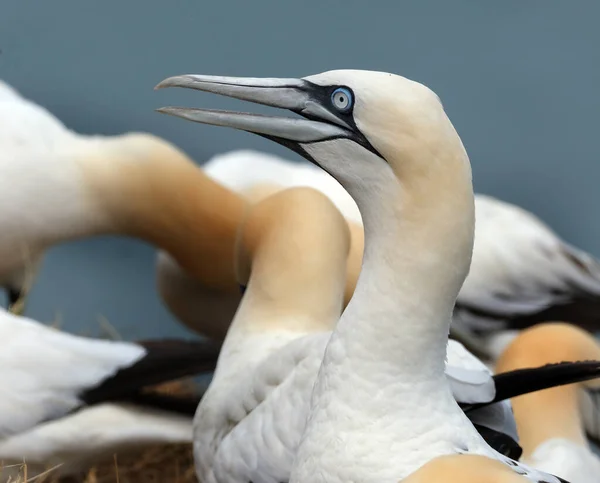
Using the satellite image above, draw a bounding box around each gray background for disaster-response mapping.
[1,0,598,339]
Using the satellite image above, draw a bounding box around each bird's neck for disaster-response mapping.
[516,384,587,460]
[318,140,475,386]
[493,324,600,458]
[81,133,247,292]
[214,188,350,372]
[24,133,246,292]
[0,135,114,258]
[291,138,475,482]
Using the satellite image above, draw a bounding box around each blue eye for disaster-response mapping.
[331,87,353,112]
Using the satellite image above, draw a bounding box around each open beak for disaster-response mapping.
[155,74,351,145]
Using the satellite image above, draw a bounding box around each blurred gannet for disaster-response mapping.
[0,306,220,478]
[495,322,600,483]
[0,79,246,314]
[158,149,600,361]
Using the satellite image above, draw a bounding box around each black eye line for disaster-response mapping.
[301,80,356,117]
[295,81,385,161]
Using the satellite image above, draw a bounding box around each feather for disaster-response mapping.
[81,338,221,404]
[462,361,600,412]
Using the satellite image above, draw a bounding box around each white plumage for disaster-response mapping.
[156,68,568,483]
[0,78,248,313]
[0,309,144,438]
[0,306,218,477]
[0,404,192,479]
[457,195,600,356]
[196,333,514,483]
[162,185,516,483]
[0,80,76,301]
[200,148,600,361]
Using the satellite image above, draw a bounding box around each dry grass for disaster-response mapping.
[79,379,199,483]
[2,443,196,483]
[81,442,196,483]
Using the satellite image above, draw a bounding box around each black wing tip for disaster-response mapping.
[122,392,202,416]
[137,338,222,354]
[456,295,600,333]
[81,337,221,405]
[491,359,600,403]
[463,360,600,412]
[473,424,523,461]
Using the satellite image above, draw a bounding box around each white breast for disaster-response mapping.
[193,334,509,483]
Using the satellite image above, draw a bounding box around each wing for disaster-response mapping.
[198,335,523,482]
[195,333,328,483]
[471,423,521,460]
[445,340,521,453]
[455,195,600,339]
[469,402,520,453]
[445,339,495,404]
[81,338,220,403]
[489,361,600,407]
[0,310,219,437]
[0,403,193,477]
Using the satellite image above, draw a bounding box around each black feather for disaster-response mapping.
[81,338,222,405]
[473,423,522,460]
[455,295,600,334]
[540,477,571,483]
[121,392,202,416]
[462,360,600,412]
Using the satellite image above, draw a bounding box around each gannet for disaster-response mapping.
[156,69,579,482]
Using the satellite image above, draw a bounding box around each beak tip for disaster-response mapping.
[154,79,173,91]
[155,75,191,91]
[155,106,189,121]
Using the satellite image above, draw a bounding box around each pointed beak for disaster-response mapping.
[155,74,350,144]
